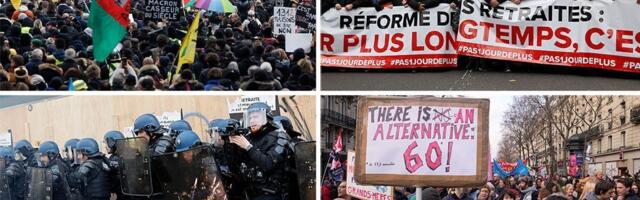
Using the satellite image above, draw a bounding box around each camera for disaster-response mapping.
[218,119,249,137]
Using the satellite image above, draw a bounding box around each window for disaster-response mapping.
[598,139,602,153]
[621,101,627,126]
[609,109,613,129]
[608,135,612,150]
[622,132,626,148]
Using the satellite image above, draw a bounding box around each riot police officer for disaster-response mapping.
[103,130,125,200]
[67,138,111,200]
[273,116,305,143]
[168,120,192,139]
[207,118,247,199]
[230,102,291,200]
[6,140,38,200]
[175,130,201,152]
[0,146,14,200]
[133,114,175,156]
[63,139,80,167]
[13,140,37,167]
[34,141,71,200]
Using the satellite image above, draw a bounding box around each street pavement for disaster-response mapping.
[321,66,640,90]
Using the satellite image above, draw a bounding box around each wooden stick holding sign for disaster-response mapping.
[354,96,490,187]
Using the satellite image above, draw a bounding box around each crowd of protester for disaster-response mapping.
[322,170,640,200]
[0,0,316,91]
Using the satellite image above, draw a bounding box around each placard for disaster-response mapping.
[355,96,489,187]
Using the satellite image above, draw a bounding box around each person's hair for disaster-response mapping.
[14,82,28,90]
[272,49,287,60]
[546,194,569,200]
[11,54,24,66]
[594,181,615,196]
[298,58,313,74]
[563,183,573,195]
[616,178,633,188]
[578,178,598,200]
[537,188,551,200]
[477,185,491,199]
[207,68,223,80]
[497,189,519,200]
[138,76,155,91]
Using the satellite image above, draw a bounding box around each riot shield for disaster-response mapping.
[0,159,11,200]
[26,167,52,200]
[294,141,316,200]
[152,146,228,200]
[115,137,155,196]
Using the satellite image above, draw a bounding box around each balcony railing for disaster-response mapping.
[322,109,357,128]
[582,125,604,139]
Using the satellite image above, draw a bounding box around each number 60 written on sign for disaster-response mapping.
[403,141,453,173]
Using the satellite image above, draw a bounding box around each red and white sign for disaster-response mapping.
[320,6,458,69]
[457,0,640,73]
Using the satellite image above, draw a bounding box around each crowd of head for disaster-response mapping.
[0,0,316,91]
[323,170,640,200]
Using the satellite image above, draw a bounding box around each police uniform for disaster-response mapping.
[5,160,26,200]
[68,157,111,200]
[242,123,291,200]
[50,158,72,200]
[148,135,175,156]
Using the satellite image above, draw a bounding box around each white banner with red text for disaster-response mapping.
[320,5,458,69]
[457,0,640,73]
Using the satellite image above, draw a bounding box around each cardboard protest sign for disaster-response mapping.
[274,7,296,35]
[320,6,458,69]
[457,0,640,73]
[347,150,394,200]
[354,96,489,187]
[144,0,180,21]
[228,96,278,120]
[0,130,11,147]
[295,4,316,32]
[155,112,181,128]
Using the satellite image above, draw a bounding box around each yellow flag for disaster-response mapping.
[176,11,201,75]
[11,0,20,10]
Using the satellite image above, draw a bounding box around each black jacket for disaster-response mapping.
[242,123,291,197]
[67,156,111,200]
[148,135,175,156]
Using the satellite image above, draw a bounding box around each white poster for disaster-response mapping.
[154,112,181,129]
[347,150,393,200]
[605,162,617,178]
[285,33,312,53]
[0,132,11,147]
[228,96,277,114]
[273,7,296,35]
[364,106,479,176]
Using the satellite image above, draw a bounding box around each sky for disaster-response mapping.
[467,95,514,159]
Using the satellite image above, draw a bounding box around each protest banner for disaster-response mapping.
[274,7,297,35]
[295,4,316,32]
[457,0,640,73]
[347,150,394,200]
[354,96,489,187]
[320,6,458,69]
[144,0,180,21]
[285,34,313,53]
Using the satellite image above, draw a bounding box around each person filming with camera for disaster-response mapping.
[229,102,292,200]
